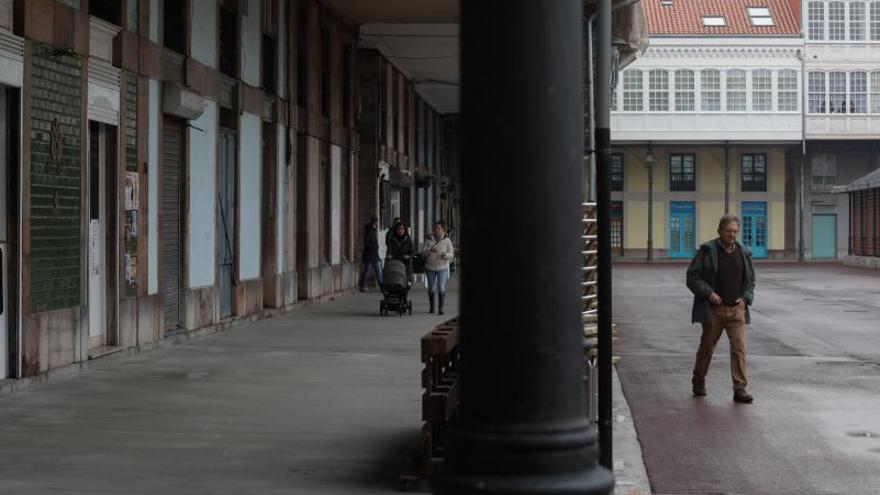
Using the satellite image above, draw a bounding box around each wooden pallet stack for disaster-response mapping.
[420,318,460,475]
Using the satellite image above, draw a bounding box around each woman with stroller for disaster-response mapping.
[386,221,414,284]
[421,221,455,315]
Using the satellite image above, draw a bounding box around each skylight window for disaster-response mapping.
[748,7,775,26]
[702,16,727,26]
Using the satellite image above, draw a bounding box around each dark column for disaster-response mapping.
[434,0,613,493]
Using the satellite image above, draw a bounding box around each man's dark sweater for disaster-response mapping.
[716,240,744,306]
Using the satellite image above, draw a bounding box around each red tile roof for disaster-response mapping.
[642,0,801,36]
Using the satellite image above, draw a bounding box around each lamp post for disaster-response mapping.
[645,145,656,262]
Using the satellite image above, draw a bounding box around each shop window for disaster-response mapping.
[611,154,624,191]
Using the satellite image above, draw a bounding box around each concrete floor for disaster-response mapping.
[0,285,454,495]
[614,262,880,495]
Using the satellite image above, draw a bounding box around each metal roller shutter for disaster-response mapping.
[160,118,182,330]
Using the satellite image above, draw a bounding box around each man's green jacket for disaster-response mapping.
[686,238,756,324]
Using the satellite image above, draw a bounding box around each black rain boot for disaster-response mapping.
[428,291,435,314]
[438,292,445,315]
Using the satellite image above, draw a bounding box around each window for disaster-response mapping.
[829,71,847,113]
[262,0,279,94]
[320,25,331,119]
[808,1,826,40]
[220,5,238,77]
[811,155,837,192]
[611,88,618,111]
[871,2,880,40]
[850,71,868,113]
[829,1,846,40]
[851,1,867,39]
[752,69,772,112]
[726,69,746,112]
[747,7,774,26]
[649,69,669,111]
[342,45,352,125]
[163,0,185,53]
[778,69,798,111]
[741,154,767,192]
[871,71,880,112]
[611,154,624,191]
[296,8,308,106]
[670,154,696,191]
[674,70,695,111]
[809,71,827,113]
[623,70,643,111]
[702,16,727,26]
[700,69,721,111]
[89,0,120,24]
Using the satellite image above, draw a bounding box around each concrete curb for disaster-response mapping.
[612,366,652,495]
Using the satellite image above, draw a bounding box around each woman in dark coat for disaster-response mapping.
[359,217,382,292]
[386,222,414,283]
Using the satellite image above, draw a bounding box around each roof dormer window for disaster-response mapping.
[747,7,775,26]
[702,16,727,26]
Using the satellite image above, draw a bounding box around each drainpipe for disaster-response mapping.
[724,140,730,213]
[798,49,806,262]
[436,1,614,492]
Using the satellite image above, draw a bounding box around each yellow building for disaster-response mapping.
[610,144,796,260]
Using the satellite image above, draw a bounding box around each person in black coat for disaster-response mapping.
[386,221,414,284]
[359,217,382,292]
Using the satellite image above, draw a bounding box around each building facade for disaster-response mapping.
[0,0,460,380]
[611,0,802,260]
[803,0,880,259]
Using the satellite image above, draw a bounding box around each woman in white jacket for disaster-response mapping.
[422,221,455,315]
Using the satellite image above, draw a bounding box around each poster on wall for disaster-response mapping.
[124,254,138,289]
[124,172,139,210]
[88,220,99,276]
[125,210,137,242]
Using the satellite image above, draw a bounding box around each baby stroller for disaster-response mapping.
[380,258,413,316]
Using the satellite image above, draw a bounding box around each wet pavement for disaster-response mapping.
[614,262,880,495]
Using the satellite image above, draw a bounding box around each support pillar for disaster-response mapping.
[434,0,613,493]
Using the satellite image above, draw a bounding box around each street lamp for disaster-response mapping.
[645,144,656,262]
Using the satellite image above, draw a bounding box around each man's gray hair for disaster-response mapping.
[718,213,741,231]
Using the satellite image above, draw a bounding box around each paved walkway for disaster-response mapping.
[0,279,647,494]
[614,263,880,495]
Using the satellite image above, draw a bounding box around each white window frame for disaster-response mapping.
[700,69,721,112]
[871,1,880,40]
[747,7,775,26]
[752,69,773,112]
[828,1,846,40]
[778,69,799,112]
[850,70,868,113]
[850,1,867,40]
[726,69,747,112]
[674,69,695,112]
[871,70,880,113]
[829,71,848,113]
[809,71,827,113]
[622,69,644,112]
[648,69,669,112]
[702,16,727,26]
[808,1,826,40]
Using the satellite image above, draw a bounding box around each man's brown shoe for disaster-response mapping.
[692,377,706,397]
[733,389,754,403]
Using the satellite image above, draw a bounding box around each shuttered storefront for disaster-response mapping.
[160,118,182,330]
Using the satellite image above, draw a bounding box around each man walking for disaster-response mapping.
[686,214,756,404]
[359,217,382,292]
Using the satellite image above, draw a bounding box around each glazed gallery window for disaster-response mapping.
[808,1,826,40]
[778,69,799,111]
[809,71,827,113]
[850,71,868,113]
[669,154,696,192]
[872,71,880,112]
[808,71,880,114]
[752,69,772,112]
[674,69,695,111]
[726,70,747,112]
[808,0,880,40]
[741,154,767,192]
[701,69,721,111]
[623,70,644,111]
[829,71,847,113]
[649,69,669,111]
